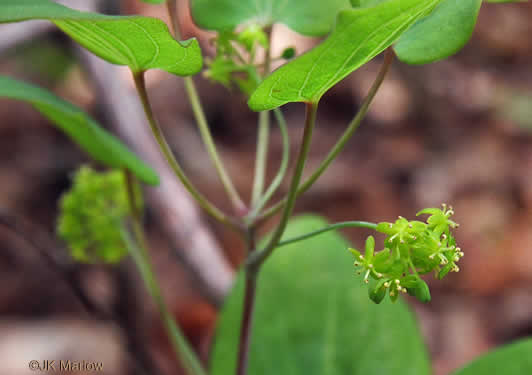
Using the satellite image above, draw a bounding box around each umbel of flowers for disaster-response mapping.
[349,205,462,304]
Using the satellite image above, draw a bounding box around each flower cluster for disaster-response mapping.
[57,166,138,264]
[349,204,462,304]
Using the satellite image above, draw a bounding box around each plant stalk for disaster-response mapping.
[259,48,395,221]
[166,0,246,215]
[275,221,377,248]
[235,229,259,375]
[251,37,272,207]
[123,171,207,375]
[234,103,317,375]
[251,110,270,206]
[132,72,239,231]
[248,102,318,268]
[247,108,290,221]
[183,77,247,214]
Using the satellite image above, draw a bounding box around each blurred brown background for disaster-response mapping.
[1,0,532,374]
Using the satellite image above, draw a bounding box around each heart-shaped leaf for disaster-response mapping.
[0,76,159,185]
[0,0,201,76]
[248,0,441,111]
[452,339,532,375]
[394,0,482,65]
[210,215,430,375]
[190,0,351,37]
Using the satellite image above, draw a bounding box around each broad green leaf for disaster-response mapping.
[0,0,201,76]
[248,0,441,111]
[0,76,159,185]
[394,0,482,65]
[211,215,430,375]
[452,339,532,375]
[142,0,166,3]
[190,0,351,37]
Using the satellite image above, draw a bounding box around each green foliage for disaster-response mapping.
[394,0,482,64]
[142,0,166,3]
[211,216,430,375]
[190,0,351,37]
[248,0,441,111]
[0,0,202,76]
[57,167,137,264]
[350,204,462,304]
[0,76,159,185]
[452,339,532,375]
[9,39,75,82]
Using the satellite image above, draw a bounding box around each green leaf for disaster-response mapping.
[190,0,351,36]
[394,0,482,65]
[211,215,430,375]
[0,0,201,76]
[0,76,159,185]
[142,0,166,3]
[452,339,532,375]
[248,0,441,111]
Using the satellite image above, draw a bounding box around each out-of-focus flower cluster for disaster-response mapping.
[57,166,137,264]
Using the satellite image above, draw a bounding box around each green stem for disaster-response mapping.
[183,76,247,214]
[276,221,377,248]
[165,0,246,214]
[251,110,270,206]
[259,48,395,221]
[235,229,258,375]
[251,37,272,208]
[248,102,318,268]
[132,71,239,231]
[247,108,289,221]
[123,171,207,375]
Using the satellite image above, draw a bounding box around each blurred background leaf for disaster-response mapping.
[0,76,159,185]
[452,339,532,375]
[190,0,351,36]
